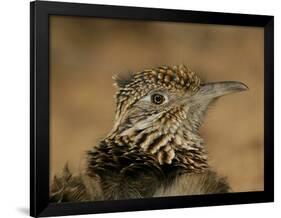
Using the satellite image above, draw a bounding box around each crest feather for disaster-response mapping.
[112,73,134,88]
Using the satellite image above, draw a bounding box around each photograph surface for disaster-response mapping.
[49,16,264,203]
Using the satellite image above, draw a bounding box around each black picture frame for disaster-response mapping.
[30,1,274,217]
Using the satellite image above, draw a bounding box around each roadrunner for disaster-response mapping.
[50,65,248,202]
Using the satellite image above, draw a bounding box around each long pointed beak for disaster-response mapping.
[192,81,248,102]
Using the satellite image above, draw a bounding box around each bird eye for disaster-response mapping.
[151,94,165,105]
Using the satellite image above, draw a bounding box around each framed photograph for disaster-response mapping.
[30,1,274,217]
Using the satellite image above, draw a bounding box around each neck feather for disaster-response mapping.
[105,124,209,173]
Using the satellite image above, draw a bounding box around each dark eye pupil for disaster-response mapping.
[152,94,164,104]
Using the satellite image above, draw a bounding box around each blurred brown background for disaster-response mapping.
[50,16,264,192]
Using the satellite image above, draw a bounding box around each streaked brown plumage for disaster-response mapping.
[50,65,248,202]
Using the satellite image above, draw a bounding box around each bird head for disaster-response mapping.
[108,65,248,166]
